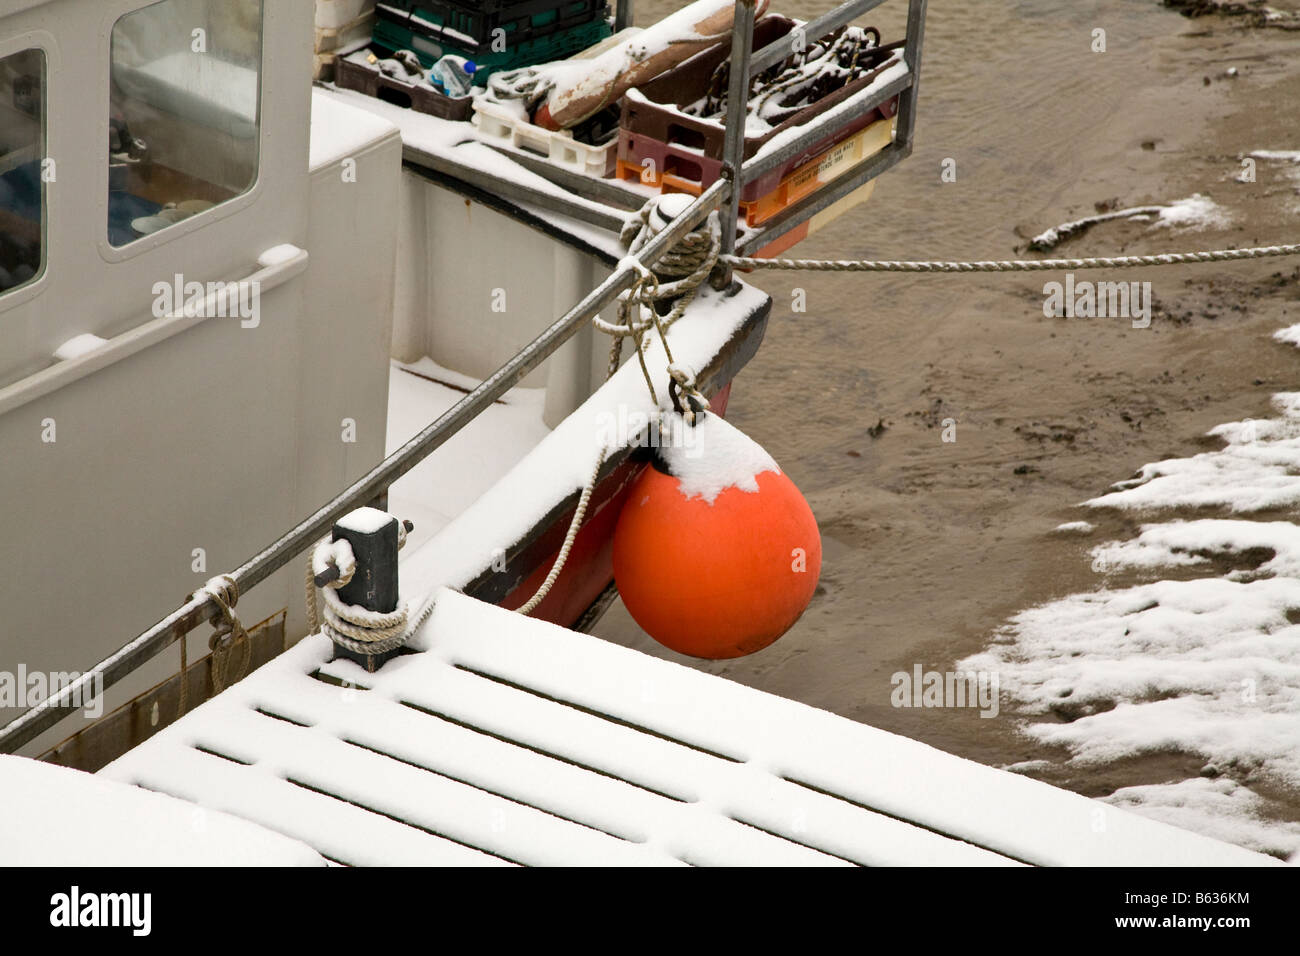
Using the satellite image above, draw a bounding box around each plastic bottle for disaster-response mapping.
[428,55,477,97]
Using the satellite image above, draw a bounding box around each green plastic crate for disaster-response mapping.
[373,2,611,79]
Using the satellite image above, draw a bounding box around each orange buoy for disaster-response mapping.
[612,413,821,659]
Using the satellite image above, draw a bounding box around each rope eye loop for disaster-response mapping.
[666,362,710,425]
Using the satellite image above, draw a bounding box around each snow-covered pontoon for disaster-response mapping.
[0,0,1276,865]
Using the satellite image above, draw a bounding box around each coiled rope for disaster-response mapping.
[307,524,411,655]
[721,242,1300,273]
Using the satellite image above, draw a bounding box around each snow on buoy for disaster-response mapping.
[613,413,821,659]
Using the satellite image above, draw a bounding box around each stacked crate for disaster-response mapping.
[371,0,612,78]
[315,0,378,80]
[615,16,902,227]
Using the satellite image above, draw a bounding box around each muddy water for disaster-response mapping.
[595,1,1300,796]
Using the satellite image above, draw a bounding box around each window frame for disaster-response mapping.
[96,0,267,263]
[0,36,51,311]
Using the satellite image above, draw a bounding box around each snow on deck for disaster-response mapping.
[387,358,550,554]
[99,589,1269,866]
[0,756,323,866]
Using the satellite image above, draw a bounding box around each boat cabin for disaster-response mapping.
[0,0,397,750]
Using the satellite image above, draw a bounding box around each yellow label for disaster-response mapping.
[816,119,893,185]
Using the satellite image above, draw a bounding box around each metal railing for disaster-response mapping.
[0,0,925,754]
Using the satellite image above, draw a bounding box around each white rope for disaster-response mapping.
[516,448,608,616]
[507,199,724,615]
[721,242,1300,273]
[308,536,409,655]
[506,199,723,616]
[597,200,722,403]
[181,574,252,715]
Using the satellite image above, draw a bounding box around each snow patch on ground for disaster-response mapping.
[1151,193,1233,231]
[1250,149,1300,186]
[962,576,1300,858]
[1053,520,1094,534]
[1107,778,1300,859]
[1085,393,1300,512]
[1092,519,1300,580]
[965,365,1300,857]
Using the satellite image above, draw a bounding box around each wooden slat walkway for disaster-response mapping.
[101,590,1276,867]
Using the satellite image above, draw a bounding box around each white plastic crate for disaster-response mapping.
[472,98,616,178]
[315,14,374,55]
[316,0,375,30]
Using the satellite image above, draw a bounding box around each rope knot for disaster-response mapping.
[597,197,722,404]
[187,574,252,700]
[308,537,410,656]
[667,362,710,424]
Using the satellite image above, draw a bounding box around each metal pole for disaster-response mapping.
[893,0,927,152]
[0,177,731,755]
[719,0,756,263]
[614,0,635,32]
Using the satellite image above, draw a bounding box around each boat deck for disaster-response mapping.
[386,358,550,555]
[100,589,1274,866]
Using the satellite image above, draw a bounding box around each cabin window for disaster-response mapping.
[108,0,263,247]
[0,49,46,296]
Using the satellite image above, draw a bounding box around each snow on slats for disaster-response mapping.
[400,591,1272,867]
[181,704,655,867]
[124,741,505,867]
[102,590,1271,866]
[315,653,1009,865]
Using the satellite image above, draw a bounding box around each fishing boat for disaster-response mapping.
[0,0,1277,866]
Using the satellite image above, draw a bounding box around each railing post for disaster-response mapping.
[614,0,635,32]
[894,0,927,153]
[329,508,403,673]
[715,0,757,286]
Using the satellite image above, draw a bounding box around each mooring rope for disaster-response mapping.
[721,242,1300,273]
[308,527,411,655]
[179,574,251,718]
[597,201,721,405]
[515,448,609,616]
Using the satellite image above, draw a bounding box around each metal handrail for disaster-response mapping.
[0,0,926,754]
